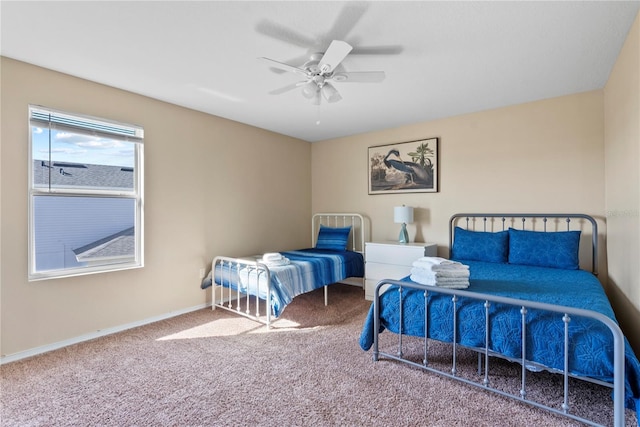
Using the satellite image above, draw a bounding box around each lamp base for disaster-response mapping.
[398,223,409,243]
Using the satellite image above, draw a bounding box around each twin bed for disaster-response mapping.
[360,213,640,426]
[201,213,365,327]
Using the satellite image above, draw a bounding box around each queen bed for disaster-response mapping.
[201,213,365,327]
[359,213,640,426]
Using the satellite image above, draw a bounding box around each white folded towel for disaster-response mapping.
[412,256,452,268]
[259,253,291,267]
[410,267,470,280]
[409,273,469,289]
[262,252,283,262]
[411,268,469,283]
[410,258,470,289]
[412,257,469,272]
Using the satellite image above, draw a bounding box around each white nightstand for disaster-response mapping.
[364,241,437,301]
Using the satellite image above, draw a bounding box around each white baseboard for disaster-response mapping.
[0,303,211,365]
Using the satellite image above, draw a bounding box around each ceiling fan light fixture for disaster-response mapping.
[259,39,383,106]
[301,81,319,99]
[310,89,321,106]
[322,82,342,103]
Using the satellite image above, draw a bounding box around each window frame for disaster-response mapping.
[28,105,144,281]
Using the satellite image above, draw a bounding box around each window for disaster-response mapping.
[28,106,144,280]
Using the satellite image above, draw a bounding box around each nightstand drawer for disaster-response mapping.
[365,263,412,281]
[365,244,426,266]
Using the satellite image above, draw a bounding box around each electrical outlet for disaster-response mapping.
[199,268,205,279]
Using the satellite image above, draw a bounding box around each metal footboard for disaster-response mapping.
[211,255,334,328]
[372,279,627,427]
[211,256,274,328]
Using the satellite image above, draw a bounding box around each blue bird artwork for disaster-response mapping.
[383,149,431,185]
[368,139,438,193]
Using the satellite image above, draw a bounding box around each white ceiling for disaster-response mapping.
[2,1,639,142]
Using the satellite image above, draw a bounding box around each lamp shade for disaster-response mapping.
[394,205,414,224]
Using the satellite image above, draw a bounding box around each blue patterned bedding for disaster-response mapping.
[202,249,364,317]
[359,260,640,414]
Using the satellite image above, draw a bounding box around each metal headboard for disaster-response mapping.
[449,213,598,275]
[312,213,366,254]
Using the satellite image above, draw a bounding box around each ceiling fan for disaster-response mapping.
[258,40,386,105]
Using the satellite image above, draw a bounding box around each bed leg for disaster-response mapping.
[324,285,328,306]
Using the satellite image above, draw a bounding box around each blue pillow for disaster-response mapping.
[508,228,581,270]
[315,225,352,251]
[451,227,509,263]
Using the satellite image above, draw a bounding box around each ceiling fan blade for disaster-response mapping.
[255,3,367,51]
[326,3,368,41]
[319,40,353,73]
[255,20,316,48]
[332,71,386,83]
[351,45,404,55]
[267,54,313,74]
[258,57,310,77]
[268,82,304,95]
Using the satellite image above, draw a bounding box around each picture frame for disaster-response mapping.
[368,137,439,194]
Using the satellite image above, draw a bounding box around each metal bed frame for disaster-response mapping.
[371,213,629,426]
[211,212,366,328]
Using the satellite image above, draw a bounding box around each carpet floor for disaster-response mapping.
[1,284,636,426]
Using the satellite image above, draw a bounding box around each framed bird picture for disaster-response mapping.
[368,138,439,194]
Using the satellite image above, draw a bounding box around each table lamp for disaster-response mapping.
[394,205,414,243]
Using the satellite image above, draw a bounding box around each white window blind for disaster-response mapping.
[29,106,144,141]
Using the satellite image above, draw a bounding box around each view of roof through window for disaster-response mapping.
[32,125,135,191]
[29,108,143,279]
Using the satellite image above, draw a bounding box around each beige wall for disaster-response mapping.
[313,91,606,251]
[0,58,311,358]
[604,13,640,352]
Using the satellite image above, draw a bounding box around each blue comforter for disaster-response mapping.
[359,260,640,414]
[202,249,363,317]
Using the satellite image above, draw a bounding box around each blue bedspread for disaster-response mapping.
[359,260,640,414]
[202,248,363,317]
